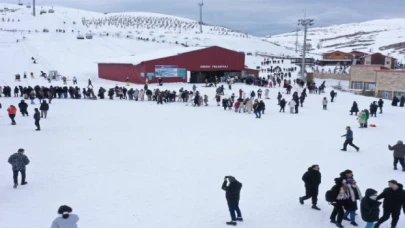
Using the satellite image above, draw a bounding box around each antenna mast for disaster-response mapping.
[32,0,35,16]
[198,0,204,33]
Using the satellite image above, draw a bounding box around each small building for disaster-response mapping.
[349,65,405,99]
[98,46,257,84]
[350,51,368,64]
[319,51,353,66]
[360,53,396,69]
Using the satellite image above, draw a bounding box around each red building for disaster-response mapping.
[360,53,397,69]
[98,46,258,84]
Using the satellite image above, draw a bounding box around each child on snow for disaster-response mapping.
[234,101,240,113]
[323,97,328,110]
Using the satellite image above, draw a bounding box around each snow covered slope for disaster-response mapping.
[0,3,294,80]
[267,19,405,61]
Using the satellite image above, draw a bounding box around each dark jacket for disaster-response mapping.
[40,102,49,111]
[376,184,405,211]
[8,153,30,171]
[302,167,321,189]
[18,101,28,110]
[222,180,242,201]
[343,129,353,140]
[350,102,359,113]
[389,143,405,158]
[361,189,381,222]
[34,111,40,120]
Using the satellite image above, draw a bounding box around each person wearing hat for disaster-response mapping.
[388,140,405,171]
[329,178,350,228]
[299,165,321,210]
[374,180,405,228]
[8,148,30,188]
[222,176,243,226]
[51,205,79,228]
[341,126,359,152]
[342,178,362,226]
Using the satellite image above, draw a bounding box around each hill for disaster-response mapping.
[267,18,405,61]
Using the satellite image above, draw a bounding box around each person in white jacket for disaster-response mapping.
[322,97,328,110]
[139,89,145,101]
[264,89,270,99]
[288,99,296,114]
[51,205,79,228]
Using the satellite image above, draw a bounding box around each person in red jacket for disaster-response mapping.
[7,105,17,125]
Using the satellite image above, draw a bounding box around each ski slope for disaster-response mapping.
[0,2,405,228]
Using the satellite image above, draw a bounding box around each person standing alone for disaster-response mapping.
[341,126,359,152]
[299,165,321,210]
[322,97,328,110]
[51,205,79,228]
[7,105,17,125]
[222,176,243,226]
[388,140,405,171]
[40,100,49,118]
[8,148,30,188]
[34,108,41,131]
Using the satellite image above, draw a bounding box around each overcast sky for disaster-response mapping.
[4,0,405,36]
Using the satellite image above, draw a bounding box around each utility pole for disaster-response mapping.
[33,0,35,16]
[294,28,300,53]
[198,0,204,33]
[298,17,314,78]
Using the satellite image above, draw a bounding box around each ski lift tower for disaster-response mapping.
[298,14,314,79]
[198,0,204,33]
[32,0,35,16]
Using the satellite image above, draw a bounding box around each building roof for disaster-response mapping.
[318,59,352,62]
[323,50,352,55]
[98,46,207,65]
[359,52,396,59]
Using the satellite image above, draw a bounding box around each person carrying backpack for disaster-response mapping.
[327,178,350,228]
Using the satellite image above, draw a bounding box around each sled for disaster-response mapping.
[369,124,376,127]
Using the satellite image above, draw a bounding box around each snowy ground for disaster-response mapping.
[0,3,405,228]
[0,76,404,228]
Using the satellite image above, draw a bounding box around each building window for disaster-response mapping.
[364,82,376,91]
[394,91,405,97]
[380,91,393,100]
[366,61,370,64]
[386,61,390,65]
[344,55,348,59]
[351,81,363,90]
[336,53,341,56]
[327,55,331,59]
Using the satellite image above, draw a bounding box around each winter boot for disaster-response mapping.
[341,149,347,151]
[21,182,28,185]
[311,205,321,210]
[336,223,344,228]
[350,222,358,226]
[226,221,237,226]
[13,184,17,188]
[356,147,360,152]
[330,219,337,224]
[394,167,398,170]
[299,197,304,205]
[236,217,243,222]
[343,216,350,221]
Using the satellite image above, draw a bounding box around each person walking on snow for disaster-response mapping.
[51,205,79,228]
[34,108,41,131]
[8,148,30,188]
[330,90,337,102]
[7,105,17,125]
[18,100,29,116]
[374,180,405,228]
[357,110,366,128]
[350,101,359,115]
[342,178,362,226]
[264,89,269,99]
[329,178,350,228]
[388,140,405,171]
[360,188,381,228]
[299,165,321,210]
[341,126,359,152]
[279,98,286,112]
[222,176,243,226]
[40,100,49,118]
[323,97,328,110]
[72,76,77,85]
[378,99,384,114]
[288,99,296,114]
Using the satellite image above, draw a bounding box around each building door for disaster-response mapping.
[382,91,392,100]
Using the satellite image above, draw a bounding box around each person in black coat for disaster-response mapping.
[279,98,286,112]
[400,96,405,107]
[259,100,265,114]
[374,180,405,228]
[378,99,384,114]
[370,102,378,117]
[18,100,28,116]
[330,90,336,102]
[392,96,399,106]
[299,165,321,210]
[34,108,40,131]
[40,100,49,118]
[222,176,243,226]
[330,178,349,228]
[350,101,359,115]
[361,188,381,228]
